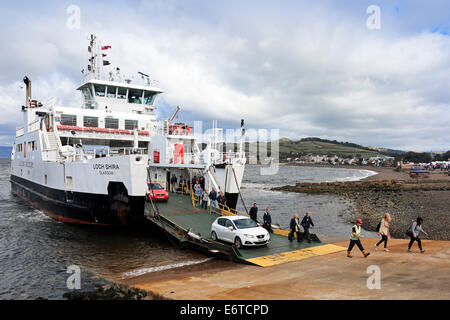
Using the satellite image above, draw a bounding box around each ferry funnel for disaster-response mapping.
[23,76,31,108]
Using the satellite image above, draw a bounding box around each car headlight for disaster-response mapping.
[244,234,254,238]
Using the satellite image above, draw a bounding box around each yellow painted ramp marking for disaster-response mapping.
[273,229,290,237]
[245,244,346,267]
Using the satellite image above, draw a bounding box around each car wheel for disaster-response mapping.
[234,237,242,249]
[211,231,218,241]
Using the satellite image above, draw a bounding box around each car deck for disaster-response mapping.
[145,192,346,267]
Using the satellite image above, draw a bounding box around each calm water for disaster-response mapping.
[0,159,376,299]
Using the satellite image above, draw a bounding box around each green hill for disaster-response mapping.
[217,137,400,159]
[276,138,389,158]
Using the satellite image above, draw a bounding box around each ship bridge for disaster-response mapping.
[77,76,164,114]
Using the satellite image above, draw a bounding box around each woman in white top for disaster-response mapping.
[408,217,428,253]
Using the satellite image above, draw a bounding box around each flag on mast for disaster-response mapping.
[101,45,111,50]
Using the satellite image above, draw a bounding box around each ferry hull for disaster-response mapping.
[11,175,145,226]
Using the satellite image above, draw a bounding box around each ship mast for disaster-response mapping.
[86,34,112,80]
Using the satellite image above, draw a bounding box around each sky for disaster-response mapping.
[0,0,449,151]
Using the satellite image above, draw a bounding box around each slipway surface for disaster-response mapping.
[145,193,346,267]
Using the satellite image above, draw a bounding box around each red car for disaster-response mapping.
[146,182,169,202]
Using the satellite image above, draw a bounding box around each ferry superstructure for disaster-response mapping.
[10,35,246,226]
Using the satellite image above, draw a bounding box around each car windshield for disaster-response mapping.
[233,218,258,229]
[148,183,163,190]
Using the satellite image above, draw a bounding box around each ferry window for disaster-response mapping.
[60,114,77,126]
[28,141,35,151]
[87,85,94,97]
[94,84,106,97]
[106,86,116,98]
[105,118,119,129]
[143,91,156,105]
[125,120,138,130]
[117,87,127,99]
[83,116,98,128]
[128,89,143,104]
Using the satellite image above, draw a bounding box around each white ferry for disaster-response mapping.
[10,35,246,226]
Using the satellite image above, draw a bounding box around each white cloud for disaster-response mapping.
[0,1,449,151]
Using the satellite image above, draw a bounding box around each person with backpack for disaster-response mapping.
[347,218,370,258]
[408,217,428,253]
[375,213,391,251]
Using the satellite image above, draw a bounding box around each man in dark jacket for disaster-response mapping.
[249,203,258,222]
[263,208,273,233]
[199,176,205,190]
[289,214,301,242]
[217,192,227,209]
[301,211,315,243]
[170,174,177,192]
[209,188,217,207]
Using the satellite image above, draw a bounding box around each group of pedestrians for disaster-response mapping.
[347,214,429,258]
[249,202,430,257]
[288,212,315,243]
[207,187,227,210]
[170,174,188,193]
[248,204,314,241]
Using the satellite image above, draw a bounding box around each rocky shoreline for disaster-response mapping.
[63,282,167,300]
[272,176,450,241]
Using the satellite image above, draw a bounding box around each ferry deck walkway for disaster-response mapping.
[145,193,345,267]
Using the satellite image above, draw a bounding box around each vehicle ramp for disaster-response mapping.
[144,192,346,267]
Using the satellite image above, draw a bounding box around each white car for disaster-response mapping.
[210,216,270,248]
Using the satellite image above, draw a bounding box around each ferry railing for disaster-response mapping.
[109,147,147,156]
[57,129,151,141]
[172,185,190,196]
[16,127,24,137]
[189,190,249,218]
[42,149,58,162]
[28,120,41,133]
[169,153,200,165]
[81,71,160,88]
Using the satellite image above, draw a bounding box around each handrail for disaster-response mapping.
[16,127,25,137]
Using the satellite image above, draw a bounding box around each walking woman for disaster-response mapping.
[347,218,370,258]
[408,217,428,253]
[375,213,391,251]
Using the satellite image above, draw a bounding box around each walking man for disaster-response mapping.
[289,213,301,242]
[217,192,227,210]
[300,211,315,243]
[170,174,177,192]
[347,218,370,258]
[408,217,428,253]
[263,208,273,233]
[249,203,258,222]
[209,188,217,208]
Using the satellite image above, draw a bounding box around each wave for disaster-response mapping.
[120,257,214,279]
[332,169,378,182]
